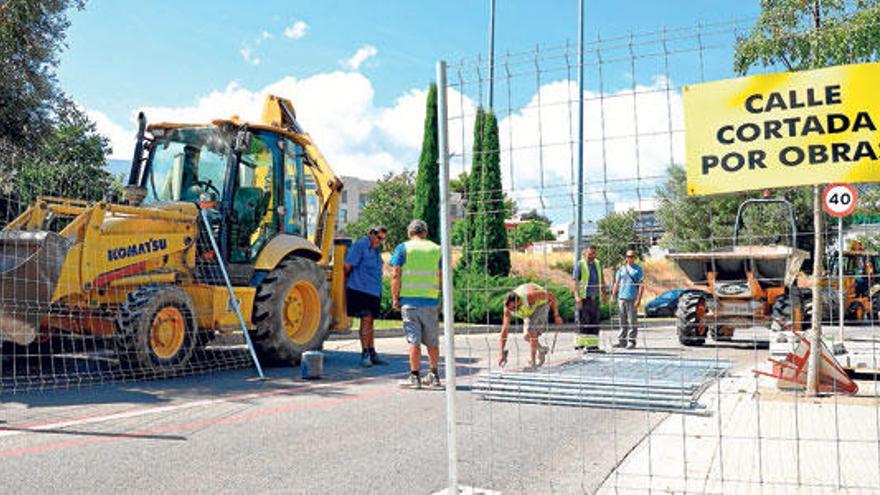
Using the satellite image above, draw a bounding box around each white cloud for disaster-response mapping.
[493,77,684,218]
[259,30,272,41]
[342,44,378,70]
[239,46,260,65]
[91,72,474,180]
[284,20,309,40]
[86,109,135,160]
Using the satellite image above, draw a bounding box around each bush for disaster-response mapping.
[378,270,614,324]
[551,258,574,274]
[452,269,576,324]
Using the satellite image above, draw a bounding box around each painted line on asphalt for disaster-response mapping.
[0,371,407,439]
[0,388,394,459]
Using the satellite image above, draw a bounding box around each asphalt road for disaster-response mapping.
[0,321,766,494]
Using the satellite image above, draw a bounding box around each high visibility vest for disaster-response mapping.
[400,239,441,299]
[512,283,548,319]
[578,258,604,298]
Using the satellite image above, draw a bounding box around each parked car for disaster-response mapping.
[645,289,706,317]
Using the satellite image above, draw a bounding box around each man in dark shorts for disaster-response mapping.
[345,226,387,367]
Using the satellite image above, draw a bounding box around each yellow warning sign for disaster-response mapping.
[683,62,880,195]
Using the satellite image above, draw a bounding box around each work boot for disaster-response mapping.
[369,348,388,366]
[612,342,627,349]
[536,345,549,367]
[627,341,637,349]
[360,351,373,368]
[399,373,421,389]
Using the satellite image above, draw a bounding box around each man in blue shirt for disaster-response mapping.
[345,226,387,367]
[612,249,645,349]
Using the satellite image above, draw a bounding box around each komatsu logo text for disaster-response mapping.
[107,238,167,261]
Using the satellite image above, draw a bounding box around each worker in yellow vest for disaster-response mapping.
[498,283,563,369]
[571,245,606,351]
[391,219,443,389]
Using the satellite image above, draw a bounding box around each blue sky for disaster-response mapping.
[59,1,762,224]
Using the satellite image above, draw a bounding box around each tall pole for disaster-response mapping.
[436,60,458,494]
[806,1,824,396]
[838,216,845,342]
[573,0,586,280]
[488,0,496,109]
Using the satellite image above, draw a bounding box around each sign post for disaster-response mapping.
[823,183,858,344]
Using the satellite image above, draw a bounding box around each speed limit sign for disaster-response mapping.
[823,183,858,217]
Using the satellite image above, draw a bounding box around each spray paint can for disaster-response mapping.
[301,351,323,379]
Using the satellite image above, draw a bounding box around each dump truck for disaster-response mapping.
[0,95,350,370]
[670,199,810,346]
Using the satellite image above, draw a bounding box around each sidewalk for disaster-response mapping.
[598,366,880,493]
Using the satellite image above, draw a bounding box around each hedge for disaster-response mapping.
[375,272,614,324]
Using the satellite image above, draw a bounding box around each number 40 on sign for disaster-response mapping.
[823,183,858,217]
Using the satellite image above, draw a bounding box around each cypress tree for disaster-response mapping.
[461,106,485,269]
[472,110,510,276]
[413,83,440,243]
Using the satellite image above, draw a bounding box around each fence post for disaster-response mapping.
[436,60,459,494]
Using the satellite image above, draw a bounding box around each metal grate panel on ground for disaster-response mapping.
[473,353,732,415]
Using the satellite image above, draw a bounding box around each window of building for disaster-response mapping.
[358,192,368,206]
[340,208,348,223]
[341,191,348,203]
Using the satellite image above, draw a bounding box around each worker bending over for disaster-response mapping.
[498,283,563,369]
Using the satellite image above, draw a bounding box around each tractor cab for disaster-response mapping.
[136,124,317,266]
[826,241,880,321]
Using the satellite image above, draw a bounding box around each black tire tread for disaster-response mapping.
[116,285,197,373]
[250,257,333,366]
[675,292,706,346]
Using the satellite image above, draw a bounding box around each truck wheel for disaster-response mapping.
[772,294,812,332]
[675,292,706,346]
[116,286,197,373]
[251,257,332,365]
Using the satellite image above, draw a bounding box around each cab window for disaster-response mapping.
[229,133,279,262]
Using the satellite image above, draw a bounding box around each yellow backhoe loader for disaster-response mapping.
[0,95,350,370]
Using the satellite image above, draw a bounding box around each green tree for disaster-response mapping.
[508,220,555,248]
[450,171,468,194]
[0,0,85,146]
[460,107,486,268]
[593,210,640,268]
[657,164,814,252]
[470,110,510,276]
[734,0,880,75]
[346,170,416,249]
[0,1,114,220]
[734,1,880,273]
[17,102,113,203]
[413,83,440,243]
[520,209,551,224]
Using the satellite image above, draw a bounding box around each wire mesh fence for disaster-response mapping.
[0,116,350,392]
[439,16,880,494]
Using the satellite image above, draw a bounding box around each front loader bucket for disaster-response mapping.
[0,231,70,346]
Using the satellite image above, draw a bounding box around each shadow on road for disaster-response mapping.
[0,349,482,410]
[0,426,187,441]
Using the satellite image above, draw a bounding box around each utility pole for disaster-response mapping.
[806,1,824,396]
[488,0,496,110]
[573,0,585,281]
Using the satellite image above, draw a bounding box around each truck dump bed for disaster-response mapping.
[669,245,808,286]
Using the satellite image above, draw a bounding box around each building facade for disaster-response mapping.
[337,175,377,231]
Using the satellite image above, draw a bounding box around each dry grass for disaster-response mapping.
[511,251,693,303]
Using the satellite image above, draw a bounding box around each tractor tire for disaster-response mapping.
[675,292,707,346]
[771,293,812,332]
[251,257,332,366]
[116,285,197,374]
